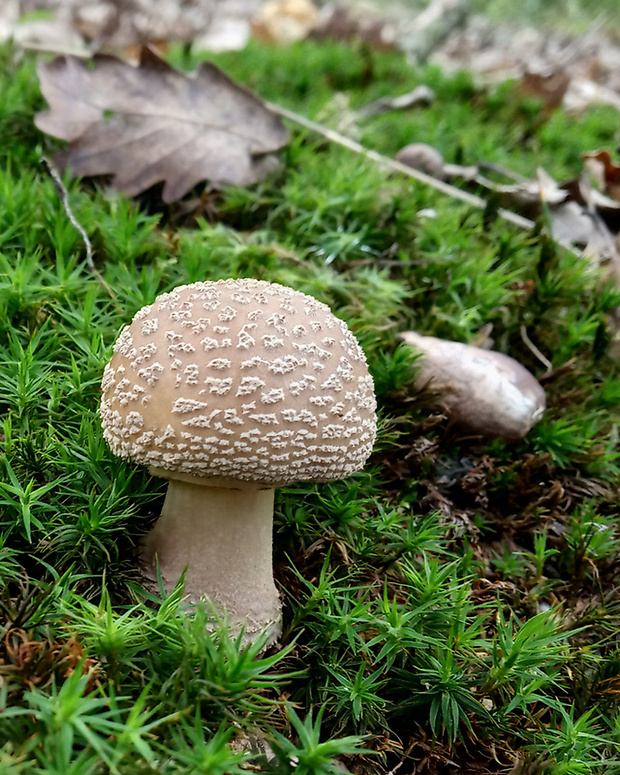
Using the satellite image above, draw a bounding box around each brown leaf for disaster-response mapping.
[251,0,319,45]
[519,70,571,114]
[35,47,290,203]
[583,149,620,202]
[311,6,397,51]
[356,85,435,119]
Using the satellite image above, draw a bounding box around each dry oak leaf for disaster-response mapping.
[583,150,620,203]
[35,48,290,203]
[518,70,571,114]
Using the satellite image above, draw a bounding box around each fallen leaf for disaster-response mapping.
[583,149,620,202]
[518,69,571,114]
[560,171,620,233]
[545,200,604,249]
[68,0,213,49]
[0,0,18,44]
[538,170,620,271]
[311,6,397,51]
[356,85,435,119]
[402,0,470,65]
[563,77,620,114]
[251,0,319,45]
[192,17,251,53]
[35,47,290,203]
[536,166,569,204]
[11,15,90,56]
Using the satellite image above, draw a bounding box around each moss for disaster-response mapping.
[0,38,619,773]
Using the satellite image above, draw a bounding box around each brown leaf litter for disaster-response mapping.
[0,628,102,692]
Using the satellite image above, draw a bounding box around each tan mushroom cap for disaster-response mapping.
[100,279,377,486]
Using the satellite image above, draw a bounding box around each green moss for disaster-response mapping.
[0,38,619,774]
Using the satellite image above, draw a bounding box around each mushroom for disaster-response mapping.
[400,331,545,440]
[395,143,479,182]
[396,143,447,179]
[100,279,377,643]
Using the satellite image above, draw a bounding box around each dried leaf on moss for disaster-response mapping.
[35,47,290,202]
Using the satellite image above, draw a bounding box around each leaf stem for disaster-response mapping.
[266,101,536,232]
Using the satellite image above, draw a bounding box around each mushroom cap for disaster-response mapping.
[100,279,377,485]
[395,143,446,179]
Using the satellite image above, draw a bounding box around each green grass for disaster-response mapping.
[1,37,620,774]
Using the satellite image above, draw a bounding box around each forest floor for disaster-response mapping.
[1,2,620,773]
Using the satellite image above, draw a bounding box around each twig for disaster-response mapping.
[385,739,418,775]
[40,156,114,298]
[267,102,535,232]
[520,324,552,375]
[477,161,527,184]
[356,85,435,119]
[41,157,94,270]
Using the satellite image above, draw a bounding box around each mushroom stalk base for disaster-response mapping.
[141,480,281,645]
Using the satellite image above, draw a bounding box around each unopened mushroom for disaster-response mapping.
[396,143,447,179]
[395,143,478,181]
[400,331,545,440]
[100,279,377,643]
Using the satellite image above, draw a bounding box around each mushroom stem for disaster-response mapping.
[141,480,281,643]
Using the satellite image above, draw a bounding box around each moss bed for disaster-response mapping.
[0,38,619,774]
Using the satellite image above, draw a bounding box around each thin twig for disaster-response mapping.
[267,102,536,232]
[520,324,552,375]
[40,156,114,298]
[477,161,528,183]
[41,157,94,270]
[386,739,418,775]
[356,85,435,119]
